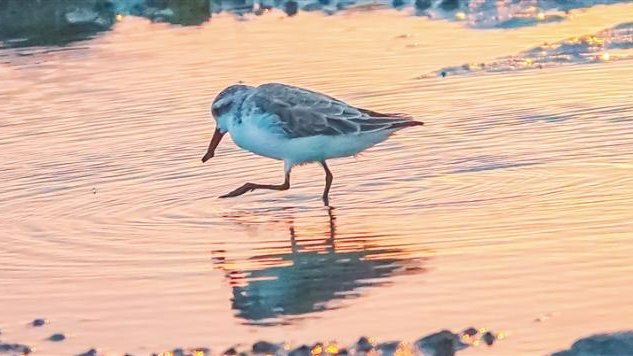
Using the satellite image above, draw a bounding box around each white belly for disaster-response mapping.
[230,123,393,166]
[229,124,289,161]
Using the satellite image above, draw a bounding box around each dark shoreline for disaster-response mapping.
[2,0,632,48]
[2,319,633,356]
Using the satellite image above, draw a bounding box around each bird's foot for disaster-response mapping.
[219,183,256,198]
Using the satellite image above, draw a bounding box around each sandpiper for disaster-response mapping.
[202,83,423,205]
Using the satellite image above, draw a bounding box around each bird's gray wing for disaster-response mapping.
[248,83,417,138]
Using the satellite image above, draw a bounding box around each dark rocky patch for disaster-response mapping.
[552,332,633,356]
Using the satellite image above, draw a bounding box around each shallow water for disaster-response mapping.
[1,3,633,356]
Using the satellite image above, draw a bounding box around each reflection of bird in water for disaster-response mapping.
[212,208,425,325]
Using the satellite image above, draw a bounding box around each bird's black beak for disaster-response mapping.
[202,128,225,163]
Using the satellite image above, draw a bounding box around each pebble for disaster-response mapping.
[415,330,468,356]
[482,332,495,346]
[32,318,46,327]
[392,0,405,8]
[439,0,460,11]
[283,1,298,16]
[414,0,431,11]
[302,3,322,11]
[288,345,310,356]
[76,348,98,356]
[48,333,66,342]
[376,341,400,355]
[252,340,280,354]
[355,336,373,352]
[462,327,478,337]
[224,347,238,355]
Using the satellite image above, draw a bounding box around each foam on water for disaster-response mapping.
[422,0,633,29]
[426,21,633,77]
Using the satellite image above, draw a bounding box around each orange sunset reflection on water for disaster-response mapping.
[1,3,633,355]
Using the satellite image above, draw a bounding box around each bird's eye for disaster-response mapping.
[212,103,231,118]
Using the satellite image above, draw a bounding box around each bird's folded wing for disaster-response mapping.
[249,83,417,138]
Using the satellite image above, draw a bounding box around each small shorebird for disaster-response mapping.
[201,83,423,205]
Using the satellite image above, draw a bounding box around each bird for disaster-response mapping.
[201,83,424,205]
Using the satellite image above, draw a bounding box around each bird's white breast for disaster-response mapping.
[229,121,288,161]
[230,120,393,166]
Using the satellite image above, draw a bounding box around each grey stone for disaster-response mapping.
[48,333,66,342]
[283,0,298,16]
[414,0,431,11]
[252,341,280,354]
[223,347,238,355]
[377,341,400,355]
[439,0,459,11]
[32,319,46,327]
[76,348,98,356]
[482,332,495,346]
[0,343,32,354]
[415,330,468,356]
[289,345,310,356]
[551,332,633,356]
[355,337,373,353]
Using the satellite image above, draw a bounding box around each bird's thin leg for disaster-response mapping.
[219,167,291,198]
[326,206,336,251]
[321,161,333,206]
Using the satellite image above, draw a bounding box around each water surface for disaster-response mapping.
[1,4,633,355]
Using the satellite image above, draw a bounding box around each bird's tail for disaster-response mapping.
[389,120,424,128]
[382,113,424,128]
[357,108,424,130]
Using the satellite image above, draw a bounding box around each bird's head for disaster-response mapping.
[202,84,253,163]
